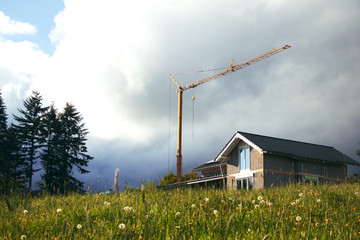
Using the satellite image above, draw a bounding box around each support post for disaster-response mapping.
[176,90,183,183]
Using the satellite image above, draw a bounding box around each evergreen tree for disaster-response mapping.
[0,92,26,194]
[6,124,27,192]
[40,104,62,193]
[57,102,93,193]
[13,91,49,190]
[0,91,9,193]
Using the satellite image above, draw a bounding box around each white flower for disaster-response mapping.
[295,199,300,204]
[260,200,265,204]
[252,200,256,204]
[255,205,260,209]
[20,235,26,240]
[258,196,263,201]
[191,204,196,208]
[57,209,62,213]
[299,193,304,197]
[266,201,272,206]
[119,223,126,229]
[291,202,296,206]
[123,206,133,213]
[296,216,302,222]
[104,201,110,206]
[77,224,82,229]
[175,212,180,217]
[317,199,321,203]
[213,210,219,215]
[23,210,28,214]
[205,197,209,202]
[149,210,154,214]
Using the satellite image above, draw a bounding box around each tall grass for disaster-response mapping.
[1,183,360,239]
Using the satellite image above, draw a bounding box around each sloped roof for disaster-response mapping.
[216,131,359,165]
[192,160,222,172]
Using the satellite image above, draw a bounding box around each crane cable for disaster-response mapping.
[168,76,172,173]
[172,66,227,76]
[192,96,195,140]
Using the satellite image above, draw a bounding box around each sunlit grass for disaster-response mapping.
[1,183,360,239]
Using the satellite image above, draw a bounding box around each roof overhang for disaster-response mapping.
[214,132,263,162]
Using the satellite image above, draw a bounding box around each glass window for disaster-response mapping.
[238,147,250,171]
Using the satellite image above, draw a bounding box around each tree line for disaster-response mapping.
[0,90,93,194]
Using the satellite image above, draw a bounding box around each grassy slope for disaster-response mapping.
[1,183,360,239]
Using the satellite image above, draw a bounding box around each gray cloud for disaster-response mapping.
[1,0,360,189]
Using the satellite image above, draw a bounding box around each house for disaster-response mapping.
[190,131,359,190]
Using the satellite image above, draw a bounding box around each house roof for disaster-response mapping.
[215,131,359,166]
[191,160,222,172]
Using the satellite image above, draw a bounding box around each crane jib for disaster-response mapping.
[181,45,291,91]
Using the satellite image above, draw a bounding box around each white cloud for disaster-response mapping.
[0,11,36,35]
[1,0,360,185]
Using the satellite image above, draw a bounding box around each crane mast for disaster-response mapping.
[170,45,291,183]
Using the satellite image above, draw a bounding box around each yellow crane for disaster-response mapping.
[170,45,291,183]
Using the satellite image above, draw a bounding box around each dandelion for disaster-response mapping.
[119,223,126,229]
[23,210,28,214]
[175,212,180,217]
[104,201,110,206]
[252,200,256,204]
[20,235,26,239]
[260,200,265,204]
[77,224,82,229]
[57,209,62,213]
[295,199,300,204]
[255,205,260,209]
[149,210,154,214]
[205,197,209,202]
[296,216,302,222]
[291,202,296,206]
[191,204,196,208]
[317,199,321,203]
[123,206,133,213]
[299,193,304,197]
[266,201,272,206]
[213,210,219,215]
[258,196,263,201]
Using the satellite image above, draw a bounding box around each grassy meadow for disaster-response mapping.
[1,183,360,239]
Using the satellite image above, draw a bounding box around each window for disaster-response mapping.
[236,177,253,190]
[238,146,250,171]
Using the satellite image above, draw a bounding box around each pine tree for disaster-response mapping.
[40,104,62,193]
[57,102,93,193]
[0,92,26,194]
[0,91,9,193]
[6,124,27,192]
[13,91,49,190]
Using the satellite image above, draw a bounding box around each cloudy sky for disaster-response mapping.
[1,0,360,190]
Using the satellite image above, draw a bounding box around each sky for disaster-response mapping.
[1,0,360,190]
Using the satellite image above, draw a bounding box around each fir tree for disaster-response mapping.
[13,91,49,190]
[40,104,62,193]
[57,102,93,193]
[6,124,27,192]
[0,91,9,193]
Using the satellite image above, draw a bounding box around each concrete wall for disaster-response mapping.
[326,163,347,181]
[251,149,264,190]
[226,144,239,189]
[225,141,265,190]
[263,154,293,187]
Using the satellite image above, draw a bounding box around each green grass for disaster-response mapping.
[1,183,360,239]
